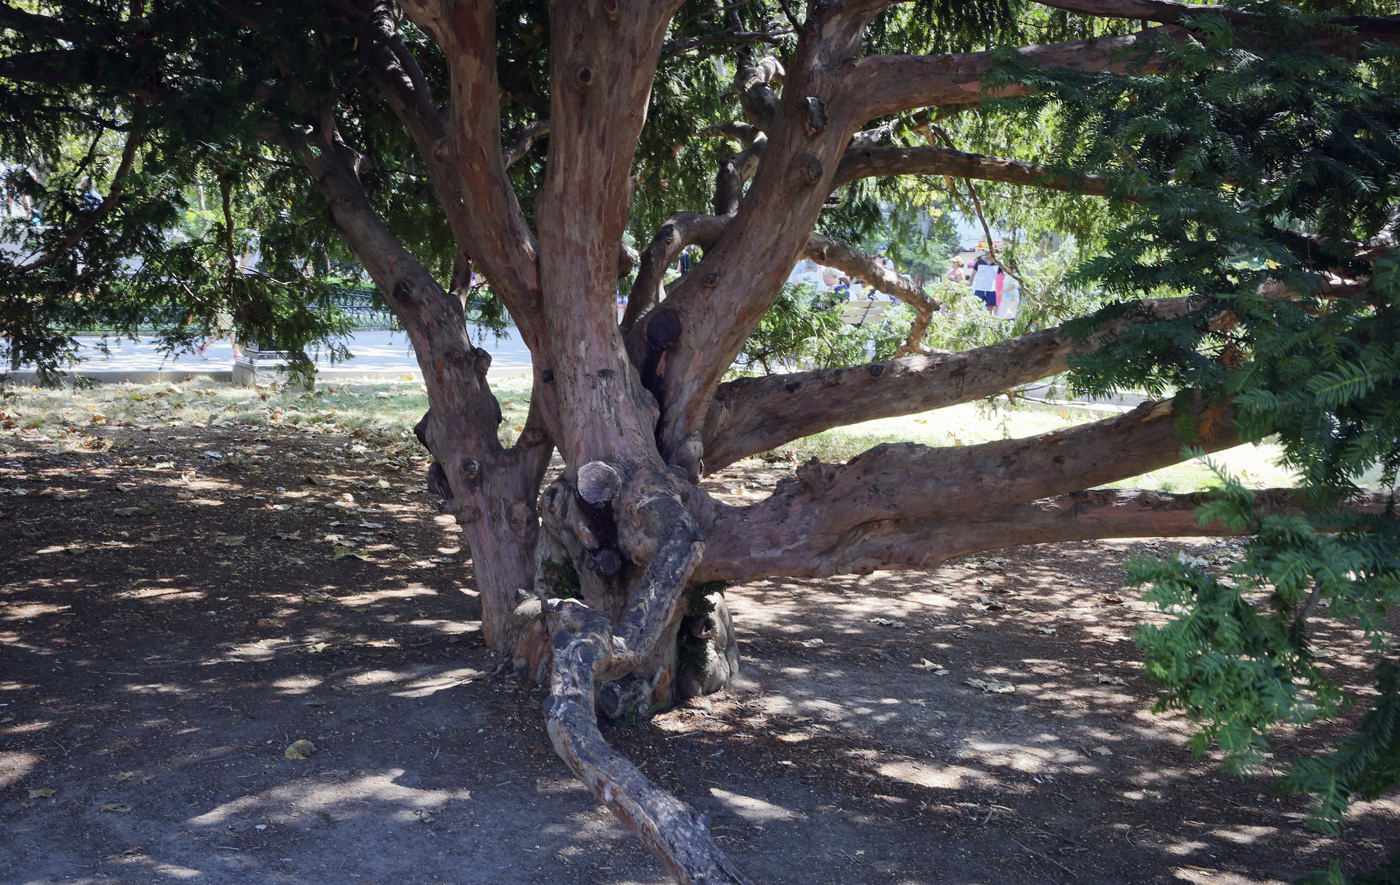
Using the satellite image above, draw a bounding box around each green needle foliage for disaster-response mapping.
[984,4,1400,872]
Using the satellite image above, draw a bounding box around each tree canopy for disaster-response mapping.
[3,1,1400,881]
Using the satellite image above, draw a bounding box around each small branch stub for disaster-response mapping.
[472,347,493,377]
[577,460,622,507]
[589,546,624,577]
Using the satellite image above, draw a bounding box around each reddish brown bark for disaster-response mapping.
[696,399,1244,582]
[702,297,1201,471]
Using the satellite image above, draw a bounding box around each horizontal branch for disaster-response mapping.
[698,397,1243,579]
[845,29,1177,120]
[833,144,1116,197]
[696,487,1397,582]
[702,297,1197,471]
[1033,0,1400,43]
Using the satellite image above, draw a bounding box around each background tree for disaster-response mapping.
[2,1,1399,881]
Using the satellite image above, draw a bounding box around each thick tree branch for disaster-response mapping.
[645,5,899,464]
[377,0,544,340]
[545,601,751,885]
[0,4,98,44]
[0,47,158,98]
[300,123,544,646]
[534,0,687,466]
[662,26,792,61]
[735,54,784,131]
[697,398,1243,581]
[833,144,1116,196]
[845,29,1178,120]
[697,487,1396,582]
[701,297,1198,471]
[502,118,551,169]
[712,131,768,216]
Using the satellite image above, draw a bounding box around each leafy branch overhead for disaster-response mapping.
[2,0,1400,882]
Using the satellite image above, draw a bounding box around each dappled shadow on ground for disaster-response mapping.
[0,419,1396,884]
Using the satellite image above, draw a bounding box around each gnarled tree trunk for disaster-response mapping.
[276,2,1400,881]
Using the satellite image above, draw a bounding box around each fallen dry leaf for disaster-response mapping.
[99,803,132,813]
[27,787,56,799]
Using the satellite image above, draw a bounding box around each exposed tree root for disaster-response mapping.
[544,601,753,885]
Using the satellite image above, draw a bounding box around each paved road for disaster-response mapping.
[5,327,1143,414]
[4,326,534,385]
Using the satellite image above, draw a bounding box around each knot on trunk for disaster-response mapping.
[577,461,623,507]
[645,308,683,351]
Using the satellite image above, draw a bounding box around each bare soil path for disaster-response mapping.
[1,410,1395,884]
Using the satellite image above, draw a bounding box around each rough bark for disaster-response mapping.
[702,297,1200,471]
[300,123,547,650]
[699,487,1399,580]
[545,599,753,885]
[697,398,1243,581]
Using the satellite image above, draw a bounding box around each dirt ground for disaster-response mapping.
[1,398,1396,885]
